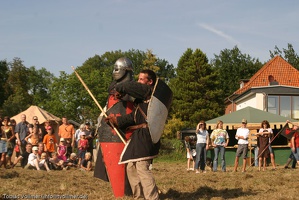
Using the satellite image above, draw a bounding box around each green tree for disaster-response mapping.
[270,43,299,70]
[211,46,263,96]
[27,66,55,106]
[2,58,32,116]
[0,60,9,112]
[169,48,224,128]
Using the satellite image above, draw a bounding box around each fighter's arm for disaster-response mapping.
[115,81,151,100]
[116,111,135,129]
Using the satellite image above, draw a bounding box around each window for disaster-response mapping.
[280,96,291,118]
[267,95,299,119]
[292,96,299,119]
[268,96,278,115]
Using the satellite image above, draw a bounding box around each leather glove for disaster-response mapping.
[105,116,118,128]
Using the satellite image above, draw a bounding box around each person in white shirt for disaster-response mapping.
[194,120,210,174]
[27,146,50,171]
[233,119,249,172]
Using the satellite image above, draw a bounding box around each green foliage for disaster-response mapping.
[0,60,9,111]
[270,43,299,70]
[169,48,224,128]
[157,138,185,162]
[211,46,263,96]
[163,116,185,139]
[2,58,32,116]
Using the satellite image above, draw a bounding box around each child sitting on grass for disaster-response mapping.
[80,152,92,171]
[27,146,50,171]
[49,152,68,170]
[66,153,79,168]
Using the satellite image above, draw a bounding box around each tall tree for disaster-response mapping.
[0,60,9,111]
[2,58,32,116]
[27,66,55,106]
[269,43,299,70]
[169,48,224,128]
[211,46,263,96]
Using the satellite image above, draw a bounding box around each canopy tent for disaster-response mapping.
[11,105,61,124]
[11,105,61,138]
[206,106,298,129]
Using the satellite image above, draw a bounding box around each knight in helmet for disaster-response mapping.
[94,57,134,197]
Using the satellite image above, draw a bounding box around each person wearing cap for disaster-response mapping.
[233,119,250,172]
[27,145,50,171]
[58,117,75,158]
[43,126,58,157]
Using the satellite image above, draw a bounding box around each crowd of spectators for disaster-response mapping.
[184,119,299,173]
[0,114,94,172]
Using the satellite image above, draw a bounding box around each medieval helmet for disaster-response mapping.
[113,57,133,81]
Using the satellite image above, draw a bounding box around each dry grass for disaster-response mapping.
[1,161,298,200]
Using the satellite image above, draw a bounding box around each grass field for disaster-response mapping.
[1,160,298,200]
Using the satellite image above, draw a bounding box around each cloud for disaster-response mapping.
[198,23,241,46]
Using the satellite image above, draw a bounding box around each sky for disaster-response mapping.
[1,0,299,77]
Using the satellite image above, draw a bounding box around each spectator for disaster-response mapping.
[40,120,51,143]
[15,114,29,156]
[233,119,249,173]
[57,138,67,162]
[25,124,39,146]
[11,143,33,168]
[28,116,42,143]
[184,136,195,171]
[27,146,50,171]
[268,134,276,170]
[66,153,79,168]
[58,117,75,158]
[210,120,229,172]
[43,126,57,157]
[49,152,68,170]
[289,122,299,166]
[84,122,94,159]
[78,131,88,165]
[257,120,271,171]
[1,116,15,168]
[74,124,85,148]
[80,152,92,171]
[37,142,45,156]
[194,120,209,174]
[284,151,297,169]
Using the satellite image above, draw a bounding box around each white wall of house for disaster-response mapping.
[236,93,265,111]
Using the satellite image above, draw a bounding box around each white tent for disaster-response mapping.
[11,105,61,138]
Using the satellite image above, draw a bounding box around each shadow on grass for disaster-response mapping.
[160,186,257,200]
[0,170,19,179]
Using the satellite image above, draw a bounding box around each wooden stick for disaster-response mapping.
[71,66,126,144]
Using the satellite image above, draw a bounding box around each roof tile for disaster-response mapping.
[235,56,299,94]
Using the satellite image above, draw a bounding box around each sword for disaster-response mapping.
[71,66,126,145]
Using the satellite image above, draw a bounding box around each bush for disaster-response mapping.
[157,138,185,162]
